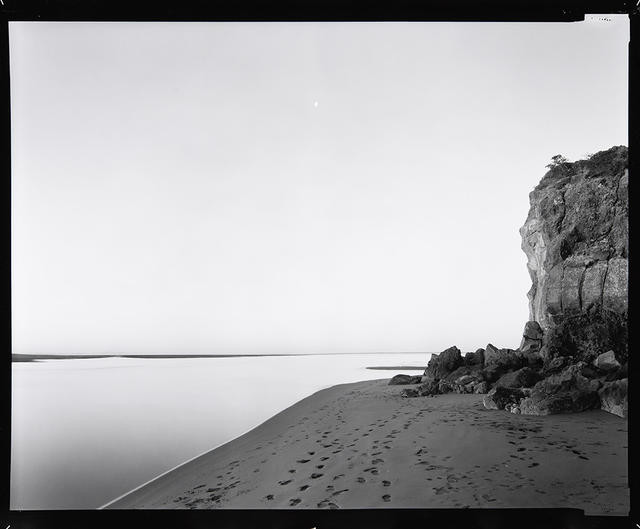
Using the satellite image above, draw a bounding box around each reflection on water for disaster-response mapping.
[11,353,428,509]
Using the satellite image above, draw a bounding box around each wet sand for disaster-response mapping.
[106,379,628,514]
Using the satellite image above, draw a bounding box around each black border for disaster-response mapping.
[1,1,635,528]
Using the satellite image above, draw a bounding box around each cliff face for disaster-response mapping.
[519,146,628,362]
[394,146,628,417]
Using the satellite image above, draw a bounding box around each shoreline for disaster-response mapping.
[99,379,378,509]
[12,352,432,363]
[106,379,628,513]
[105,380,370,509]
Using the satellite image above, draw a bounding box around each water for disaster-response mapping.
[11,353,428,510]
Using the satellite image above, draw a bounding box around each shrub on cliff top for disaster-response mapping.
[545,154,569,169]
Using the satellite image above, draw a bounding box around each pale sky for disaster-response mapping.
[10,19,628,355]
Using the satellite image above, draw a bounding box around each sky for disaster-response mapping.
[10,18,628,355]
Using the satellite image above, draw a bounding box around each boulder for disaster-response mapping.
[483,387,526,411]
[605,362,628,382]
[389,374,415,385]
[400,388,419,398]
[518,363,600,415]
[484,344,523,371]
[464,348,485,367]
[598,378,627,418]
[417,379,439,396]
[593,350,621,372]
[423,346,463,381]
[494,367,541,389]
[481,350,524,383]
[389,375,411,386]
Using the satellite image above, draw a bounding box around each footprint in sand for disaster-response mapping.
[299,485,310,491]
[333,474,344,480]
[264,494,274,501]
[331,489,349,496]
[289,498,301,506]
[382,494,391,502]
[311,473,324,479]
[316,465,325,469]
[356,477,366,483]
[317,500,339,509]
[297,459,310,463]
[278,479,292,485]
[382,480,391,487]
[372,458,384,465]
[320,456,330,461]
[528,462,539,468]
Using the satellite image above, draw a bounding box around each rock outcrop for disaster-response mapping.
[519,146,628,364]
[388,374,422,385]
[598,378,628,418]
[592,350,621,372]
[483,344,523,382]
[391,147,628,419]
[518,363,601,415]
[494,367,541,389]
[422,346,463,382]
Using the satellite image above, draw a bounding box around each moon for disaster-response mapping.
[313,101,319,108]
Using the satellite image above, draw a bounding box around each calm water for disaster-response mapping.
[11,353,428,509]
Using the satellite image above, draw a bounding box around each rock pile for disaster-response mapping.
[391,147,628,418]
[393,332,627,418]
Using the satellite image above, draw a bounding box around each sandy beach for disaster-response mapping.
[106,379,628,514]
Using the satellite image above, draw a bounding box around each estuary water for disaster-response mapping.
[11,353,429,509]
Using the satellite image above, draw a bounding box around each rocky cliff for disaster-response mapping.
[519,146,628,364]
[392,147,628,418]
